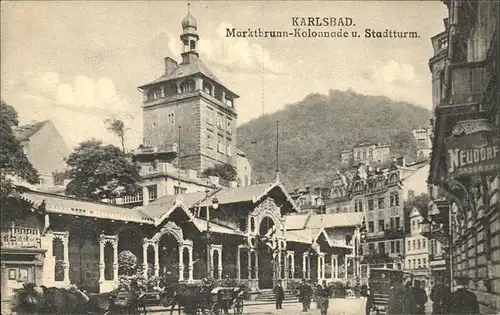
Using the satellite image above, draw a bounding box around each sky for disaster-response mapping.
[1,1,448,151]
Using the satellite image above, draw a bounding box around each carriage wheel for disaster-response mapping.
[210,302,221,315]
[233,300,244,314]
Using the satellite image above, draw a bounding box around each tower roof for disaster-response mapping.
[138,58,239,98]
[182,12,197,30]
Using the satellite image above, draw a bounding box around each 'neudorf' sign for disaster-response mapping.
[445,132,500,177]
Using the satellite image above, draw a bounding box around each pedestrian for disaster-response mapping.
[360,283,368,297]
[314,281,322,309]
[318,280,330,315]
[298,278,313,312]
[386,278,405,315]
[273,280,285,310]
[448,277,480,315]
[365,286,374,315]
[430,278,451,315]
[413,280,428,314]
[402,280,417,314]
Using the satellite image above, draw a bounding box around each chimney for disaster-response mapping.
[165,57,178,75]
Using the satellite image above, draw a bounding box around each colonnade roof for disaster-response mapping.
[20,190,154,224]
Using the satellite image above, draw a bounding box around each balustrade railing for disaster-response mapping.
[1,223,41,248]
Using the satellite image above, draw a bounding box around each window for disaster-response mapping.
[378,242,385,255]
[206,133,213,149]
[378,197,385,209]
[412,240,416,249]
[368,243,375,253]
[180,80,195,93]
[390,192,400,206]
[418,259,421,268]
[174,186,187,195]
[378,219,385,232]
[217,115,223,129]
[355,199,363,212]
[412,259,416,269]
[39,178,45,185]
[407,259,411,269]
[22,145,28,155]
[408,240,411,251]
[412,220,416,230]
[363,150,367,158]
[167,113,175,124]
[226,119,232,134]
[368,221,374,233]
[369,148,373,157]
[423,258,427,268]
[423,239,426,248]
[396,241,400,253]
[147,185,158,201]
[226,143,232,156]
[368,199,374,211]
[207,108,214,125]
[391,241,395,253]
[356,151,361,159]
[217,137,224,153]
[417,240,421,249]
[395,217,400,228]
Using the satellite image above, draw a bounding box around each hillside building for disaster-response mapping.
[12,120,70,189]
[405,207,430,287]
[340,142,392,166]
[412,126,433,159]
[425,1,499,314]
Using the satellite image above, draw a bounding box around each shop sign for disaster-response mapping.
[445,132,500,177]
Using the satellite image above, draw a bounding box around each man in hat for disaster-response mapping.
[273,280,285,310]
[449,277,480,314]
[298,278,313,311]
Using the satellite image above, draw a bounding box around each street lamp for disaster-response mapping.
[204,189,219,279]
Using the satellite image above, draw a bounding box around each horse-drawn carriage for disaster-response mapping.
[156,284,244,315]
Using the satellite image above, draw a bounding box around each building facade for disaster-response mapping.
[13,120,70,189]
[405,207,430,287]
[138,11,239,173]
[412,126,433,159]
[425,1,499,314]
[340,142,391,166]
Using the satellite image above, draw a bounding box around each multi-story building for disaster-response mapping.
[290,186,327,215]
[137,10,239,173]
[103,8,252,207]
[412,126,433,159]
[425,1,499,313]
[12,120,70,189]
[405,207,430,287]
[340,142,392,166]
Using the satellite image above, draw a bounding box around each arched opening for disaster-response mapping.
[159,233,179,280]
[258,216,275,289]
[189,40,196,50]
[203,81,213,95]
[53,238,64,281]
[183,247,190,280]
[104,242,114,280]
[118,228,143,276]
[180,79,195,93]
[213,250,220,279]
[165,83,178,96]
[240,250,249,279]
[146,245,155,277]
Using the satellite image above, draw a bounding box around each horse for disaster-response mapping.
[11,283,91,314]
[160,283,213,315]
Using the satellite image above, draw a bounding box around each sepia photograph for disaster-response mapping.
[0,1,498,314]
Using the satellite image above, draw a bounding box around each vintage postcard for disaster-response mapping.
[1,1,498,315]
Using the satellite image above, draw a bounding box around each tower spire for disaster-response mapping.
[274,120,280,183]
[180,2,199,63]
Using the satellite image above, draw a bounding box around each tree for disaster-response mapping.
[65,139,141,200]
[105,118,126,153]
[118,250,137,276]
[201,163,237,182]
[390,131,419,162]
[0,99,39,200]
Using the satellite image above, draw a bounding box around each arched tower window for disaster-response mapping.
[180,79,195,93]
[190,40,196,50]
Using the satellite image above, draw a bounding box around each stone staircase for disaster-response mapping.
[254,289,298,302]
